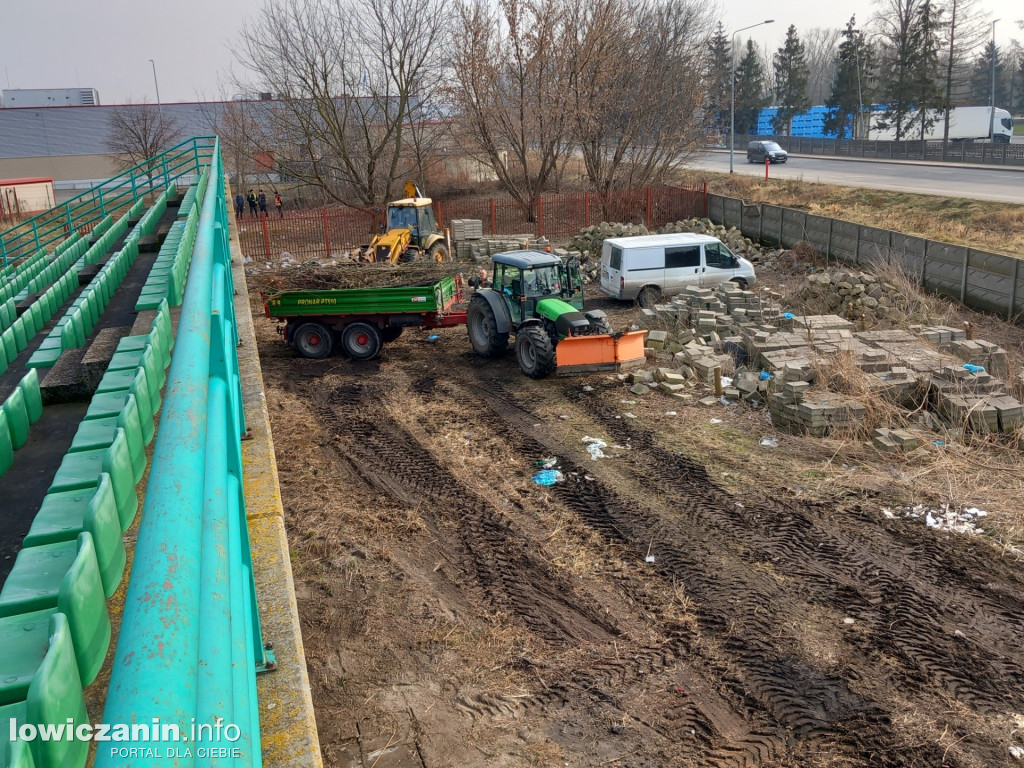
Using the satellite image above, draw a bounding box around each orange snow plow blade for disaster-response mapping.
[555,330,647,375]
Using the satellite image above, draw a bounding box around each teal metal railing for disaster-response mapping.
[97,139,269,767]
[0,137,216,267]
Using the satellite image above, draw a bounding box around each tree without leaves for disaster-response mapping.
[104,101,184,188]
[233,0,451,209]
[825,16,874,140]
[564,0,713,209]
[772,25,811,135]
[802,28,842,105]
[1008,41,1024,115]
[936,0,989,141]
[447,0,575,219]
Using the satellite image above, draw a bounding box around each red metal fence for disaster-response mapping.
[238,184,707,262]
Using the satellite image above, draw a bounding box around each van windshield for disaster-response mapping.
[763,142,783,152]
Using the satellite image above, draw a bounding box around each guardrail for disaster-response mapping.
[97,139,270,768]
[732,133,1024,167]
[0,136,217,267]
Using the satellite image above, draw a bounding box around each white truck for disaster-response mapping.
[872,106,1013,143]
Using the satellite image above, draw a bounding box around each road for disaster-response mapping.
[695,150,1024,204]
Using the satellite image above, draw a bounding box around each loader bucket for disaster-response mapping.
[556,330,647,375]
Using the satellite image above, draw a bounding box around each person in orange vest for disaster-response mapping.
[274,191,283,218]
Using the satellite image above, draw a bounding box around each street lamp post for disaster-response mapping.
[148,59,162,114]
[730,19,774,173]
[989,19,999,142]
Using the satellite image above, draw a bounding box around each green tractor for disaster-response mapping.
[467,251,645,378]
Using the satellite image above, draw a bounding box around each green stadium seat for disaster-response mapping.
[0,710,36,768]
[106,344,162,410]
[1,327,17,361]
[69,393,145,484]
[27,303,44,336]
[19,370,43,424]
[0,490,125,609]
[49,428,137,531]
[10,315,27,352]
[86,370,155,447]
[0,298,13,329]
[0,537,110,699]
[3,388,30,450]
[0,338,7,376]
[0,411,13,476]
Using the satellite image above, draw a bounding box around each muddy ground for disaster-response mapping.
[250,266,1024,768]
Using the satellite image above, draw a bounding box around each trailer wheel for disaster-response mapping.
[428,243,449,263]
[381,326,404,343]
[515,326,556,379]
[341,322,383,360]
[293,322,333,359]
[467,295,509,357]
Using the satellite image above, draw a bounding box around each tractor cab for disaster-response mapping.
[491,251,585,324]
[386,198,441,250]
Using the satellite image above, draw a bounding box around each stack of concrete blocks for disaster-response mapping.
[458,234,553,262]
[866,367,920,408]
[928,365,1024,434]
[768,382,868,437]
[450,219,483,242]
[872,428,921,453]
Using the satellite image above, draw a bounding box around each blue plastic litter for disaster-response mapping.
[783,312,796,319]
[933,440,945,447]
[426,334,440,341]
[963,363,985,374]
[759,371,773,381]
[532,469,562,486]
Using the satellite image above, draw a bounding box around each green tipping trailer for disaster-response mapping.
[262,275,466,360]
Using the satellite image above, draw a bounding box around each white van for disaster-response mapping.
[599,233,757,306]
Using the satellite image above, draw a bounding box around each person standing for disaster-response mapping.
[258,189,268,217]
[247,189,258,218]
[234,191,244,220]
[274,191,283,218]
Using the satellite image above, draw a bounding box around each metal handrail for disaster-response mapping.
[97,139,267,768]
[0,136,217,266]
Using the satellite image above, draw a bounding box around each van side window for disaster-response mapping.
[609,246,622,271]
[665,245,700,268]
[704,243,736,269]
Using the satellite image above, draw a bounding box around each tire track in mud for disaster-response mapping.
[563,389,1024,716]
[451,375,984,767]
[300,378,619,649]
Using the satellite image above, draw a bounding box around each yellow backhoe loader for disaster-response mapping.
[361,182,450,264]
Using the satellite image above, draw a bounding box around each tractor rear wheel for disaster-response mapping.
[340,322,383,360]
[293,322,333,359]
[467,295,509,357]
[428,242,449,263]
[515,325,556,379]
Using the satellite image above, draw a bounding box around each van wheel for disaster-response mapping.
[637,286,662,308]
[731,278,748,290]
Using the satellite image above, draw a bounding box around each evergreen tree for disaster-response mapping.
[907,0,945,139]
[1011,45,1024,115]
[704,22,732,138]
[734,39,769,134]
[824,16,871,139]
[772,25,811,135]
[874,0,942,140]
[969,41,1008,106]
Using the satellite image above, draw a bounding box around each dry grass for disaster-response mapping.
[675,169,1024,257]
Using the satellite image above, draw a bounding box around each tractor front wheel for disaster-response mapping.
[341,322,383,360]
[515,325,556,379]
[467,295,509,357]
[293,322,333,359]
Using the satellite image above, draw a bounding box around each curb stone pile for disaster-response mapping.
[568,219,773,265]
[624,282,1021,440]
[799,269,912,328]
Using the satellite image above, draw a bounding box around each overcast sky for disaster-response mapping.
[0,0,1022,105]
